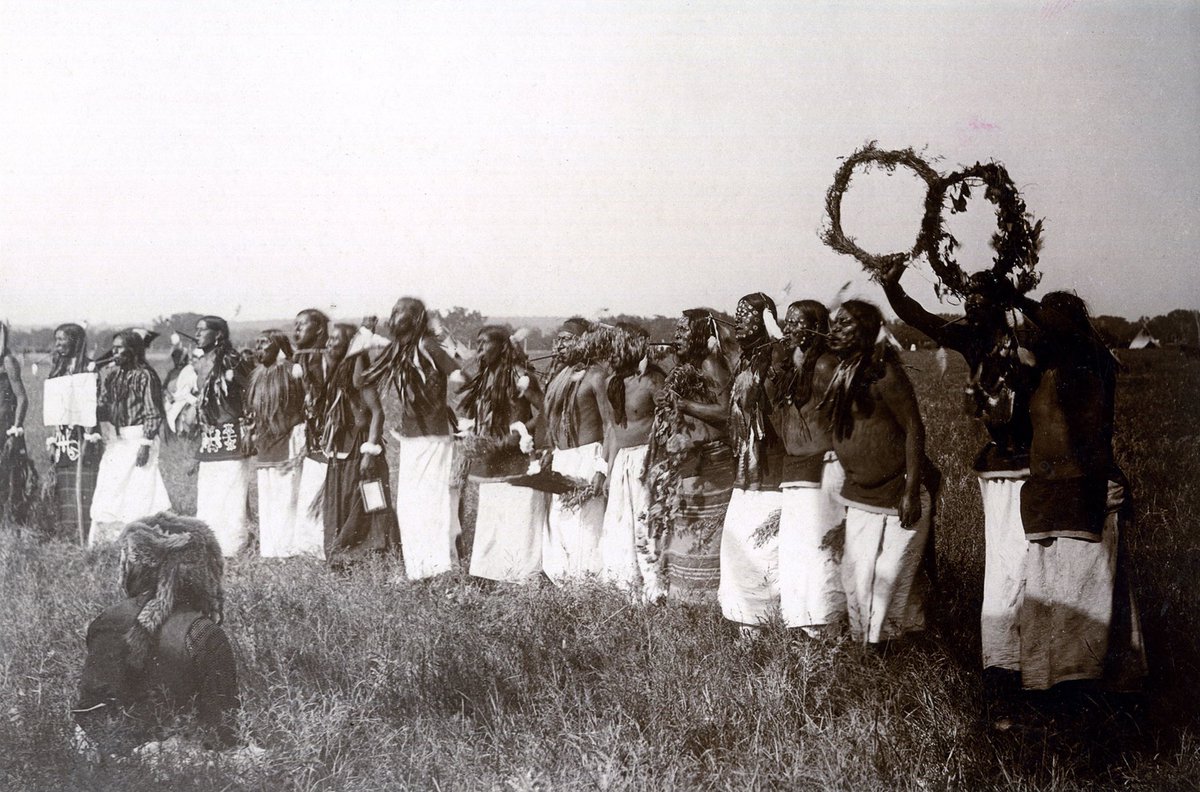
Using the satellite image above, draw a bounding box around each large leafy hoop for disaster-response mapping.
[821,142,941,282]
[919,162,1043,299]
[821,144,1044,300]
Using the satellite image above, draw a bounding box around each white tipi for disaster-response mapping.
[1128,326,1159,350]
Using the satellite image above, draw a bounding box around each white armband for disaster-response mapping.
[5,426,23,437]
[509,421,534,454]
[138,437,155,447]
[360,442,383,457]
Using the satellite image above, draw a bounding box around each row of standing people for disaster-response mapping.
[22,274,1146,695]
[393,280,1145,695]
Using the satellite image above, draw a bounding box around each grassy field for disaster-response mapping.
[1,350,1198,791]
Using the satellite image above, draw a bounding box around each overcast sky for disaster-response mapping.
[2,1,1197,327]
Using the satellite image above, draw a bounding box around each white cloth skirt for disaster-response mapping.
[257,466,299,558]
[469,480,547,583]
[197,458,251,557]
[1019,479,1147,690]
[779,459,847,630]
[395,435,458,580]
[599,445,665,602]
[292,455,328,559]
[979,473,1028,671]
[841,490,931,644]
[544,441,607,585]
[718,488,784,625]
[89,424,173,545]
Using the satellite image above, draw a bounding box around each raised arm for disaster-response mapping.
[881,262,968,351]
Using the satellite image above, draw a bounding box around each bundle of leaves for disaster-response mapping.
[556,477,602,513]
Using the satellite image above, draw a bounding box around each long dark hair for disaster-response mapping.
[50,323,88,378]
[247,330,303,445]
[459,325,530,437]
[606,322,650,426]
[197,315,248,424]
[789,300,830,407]
[105,330,163,416]
[820,300,895,441]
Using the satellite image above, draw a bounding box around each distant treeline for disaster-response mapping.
[889,310,1200,350]
[7,307,1198,354]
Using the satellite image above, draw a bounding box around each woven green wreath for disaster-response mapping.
[919,162,1043,299]
[821,142,941,282]
[822,143,1044,299]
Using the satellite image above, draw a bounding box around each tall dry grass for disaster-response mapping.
[1,350,1198,791]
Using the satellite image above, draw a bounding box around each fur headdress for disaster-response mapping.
[116,512,225,669]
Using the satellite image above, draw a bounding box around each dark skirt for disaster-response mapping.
[323,449,400,569]
[54,456,100,543]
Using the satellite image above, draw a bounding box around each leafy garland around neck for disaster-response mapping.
[643,361,716,542]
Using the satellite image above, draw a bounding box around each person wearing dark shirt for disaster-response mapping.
[463,325,547,584]
[321,323,400,568]
[74,512,240,757]
[193,316,255,557]
[362,297,463,580]
[822,300,933,646]
[89,330,172,545]
[0,321,34,526]
[719,293,788,632]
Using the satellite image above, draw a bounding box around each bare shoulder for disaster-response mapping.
[814,353,839,379]
[701,354,731,386]
[874,356,921,416]
[584,364,608,388]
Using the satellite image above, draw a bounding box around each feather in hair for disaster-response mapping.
[762,307,784,340]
